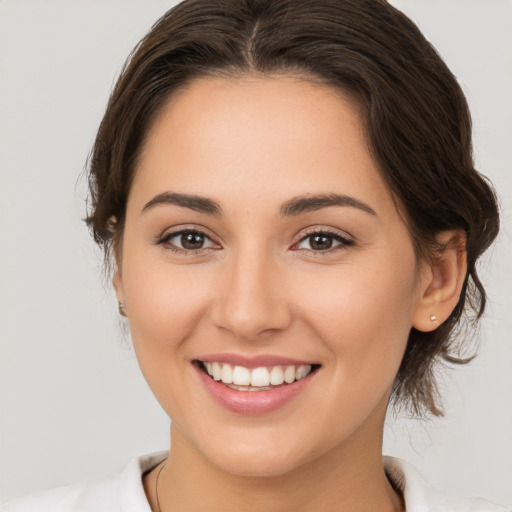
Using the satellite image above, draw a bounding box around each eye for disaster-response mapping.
[294,231,353,252]
[158,229,218,252]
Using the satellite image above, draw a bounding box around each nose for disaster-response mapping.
[210,248,292,341]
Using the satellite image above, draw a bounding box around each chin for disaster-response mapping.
[197,430,318,478]
[211,451,305,478]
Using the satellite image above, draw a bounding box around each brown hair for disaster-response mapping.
[86,0,499,416]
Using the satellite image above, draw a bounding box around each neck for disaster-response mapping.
[149,422,403,512]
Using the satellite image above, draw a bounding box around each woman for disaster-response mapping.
[1,0,509,510]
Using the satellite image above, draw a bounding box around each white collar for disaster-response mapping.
[383,455,507,511]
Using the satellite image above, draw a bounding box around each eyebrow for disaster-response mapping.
[142,192,222,216]
[141,191,376,217]
[279,193,376,217]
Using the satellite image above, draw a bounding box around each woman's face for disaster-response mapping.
[115,75,431,476]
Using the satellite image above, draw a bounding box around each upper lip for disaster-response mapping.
[195,353,319,369]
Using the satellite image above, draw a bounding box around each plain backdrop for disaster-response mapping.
[0,0,511,506]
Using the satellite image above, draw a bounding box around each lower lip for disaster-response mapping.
[194,363,317,415]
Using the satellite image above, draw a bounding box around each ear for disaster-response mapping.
[113,265,125,304]
[113,259,129,318]
[412,231,467,332]
[109,216,126,310]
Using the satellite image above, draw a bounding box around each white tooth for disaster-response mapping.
[251,367,270,387]
[212,362,222,381]
[205,362,213,376]
[269,366,284,385]
[232,365,251,386]
[296,364,312,380]
[221,363,233,384]
[284,366,296,384]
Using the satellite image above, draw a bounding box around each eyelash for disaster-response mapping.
[155,228,354,255]
[292,229,354,254]
[156,228,218,255]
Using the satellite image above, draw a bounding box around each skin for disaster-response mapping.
[114,75,467,512]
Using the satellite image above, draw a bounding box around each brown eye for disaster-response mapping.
[159,229,217,252]
[309,234,333,251]
[181,231,206,250]
[295,231,353,252]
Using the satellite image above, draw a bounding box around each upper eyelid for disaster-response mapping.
[293,234,352,249]
[157,228,220,253]
[163,229,213,242]
[294,226,354,243]
[160,230,217,247]
[157,224,218,241]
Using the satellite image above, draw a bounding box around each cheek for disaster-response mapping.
[301,257,416,332]
[122,244,212,348]
[119,246,216,407]
[295,255,418,397]
[128,279,204,349]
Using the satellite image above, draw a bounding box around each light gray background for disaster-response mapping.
[0,0,511,506]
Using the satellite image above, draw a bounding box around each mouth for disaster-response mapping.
[194,360,321,392]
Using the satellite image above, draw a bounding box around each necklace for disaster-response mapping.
[154,459,167,512]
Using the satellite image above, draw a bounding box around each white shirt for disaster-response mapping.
[1,452,509,511]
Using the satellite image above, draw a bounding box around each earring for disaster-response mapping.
[118,301,128,317]
[430,314,438,324]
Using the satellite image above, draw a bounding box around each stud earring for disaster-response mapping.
[118,301,128,317]
[430,314,438,323]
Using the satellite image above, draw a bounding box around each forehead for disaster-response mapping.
[130,74,395,219]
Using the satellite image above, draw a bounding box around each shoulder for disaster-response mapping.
[384,456,510,512]
[0,451,168,512]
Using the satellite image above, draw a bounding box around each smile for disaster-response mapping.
[194,358,320,414]
[200,361,315,391]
